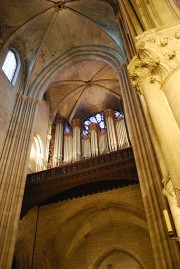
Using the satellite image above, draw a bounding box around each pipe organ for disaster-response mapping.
[72,119,82,162]
[53,116,64,166]
[104,109,118,152]
[89,123,99,157]
[51,109,129,167]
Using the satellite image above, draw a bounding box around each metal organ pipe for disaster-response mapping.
[115,118,129,148]
[82,136,91,159]
[64,133,73,163]
[104,109,118,151]
[98,131,108,154]
[89,122,99,157]
[53,116,64,166]
[49,109,130,168]
[72,119,82,162]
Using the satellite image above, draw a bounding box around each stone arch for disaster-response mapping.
[35,255,51,269]
[27,45,125,99]
[57,201,148,268]
[64,209,148,259]
[92,247,144,269]
[12,239,31,269]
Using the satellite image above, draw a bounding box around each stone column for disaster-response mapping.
[143,76,180,196]
[0,93,38,269]
[127,22,180,268]
[139,90,180,238]
[128,23,180,204]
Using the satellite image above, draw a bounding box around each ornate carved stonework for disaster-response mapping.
[104,109,115,118]
[89,122,98,131]
[128,24,180,94]
[71,119,82,128]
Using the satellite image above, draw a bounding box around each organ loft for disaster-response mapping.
[0,1,180,269]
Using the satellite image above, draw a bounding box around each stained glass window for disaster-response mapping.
[64,120,71,134]
[2,50,18,83]
[83,110,123,136]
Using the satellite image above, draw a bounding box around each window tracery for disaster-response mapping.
[83,110,123,136]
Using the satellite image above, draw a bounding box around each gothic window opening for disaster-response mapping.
[2,50,18,83]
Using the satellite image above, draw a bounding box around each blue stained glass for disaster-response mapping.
[96,113,102,122]
[65,121,71,134]
[82,110,123,136]
[99,121,105,129]
[89,116,97,123]
[84,120,90,125]
[115,111,123,119]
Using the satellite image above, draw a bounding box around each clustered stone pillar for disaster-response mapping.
[121,66,179,269]
[128,23,180,265]
[142,77,180,198]
[104,109,118,151]
[53,115,64,166]
[71,119,82,162]
[0,93,38,269]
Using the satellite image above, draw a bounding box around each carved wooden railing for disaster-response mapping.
[21,147,138,218]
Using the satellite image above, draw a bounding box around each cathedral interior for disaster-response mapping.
[0,1,180,268]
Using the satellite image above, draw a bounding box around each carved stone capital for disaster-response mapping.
[128,23,180,94]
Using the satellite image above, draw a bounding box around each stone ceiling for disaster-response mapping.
[47,59,122,121]
[0,0,125,121]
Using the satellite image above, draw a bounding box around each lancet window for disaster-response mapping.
[2,50,19,83]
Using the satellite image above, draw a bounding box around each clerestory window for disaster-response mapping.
[2,50,18,83]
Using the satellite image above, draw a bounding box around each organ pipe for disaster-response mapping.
[72,119,82,162]
[64,133,73,163]
[98,131,108,154]
[53,116,64,166]
[104,109,118,151]
[82,136,91,158]
[89,123,99,157]
[115,118,129,148]
[49,109,130,168]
